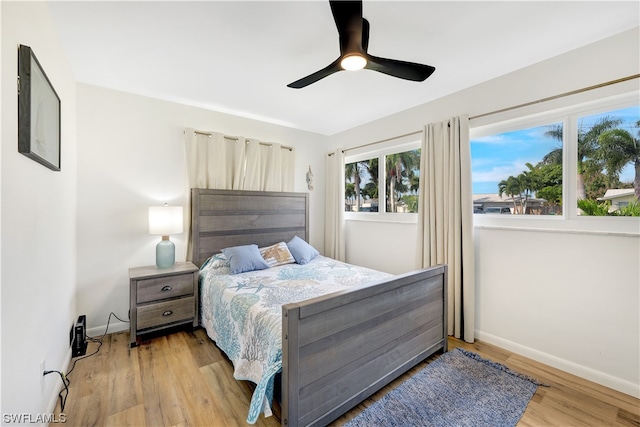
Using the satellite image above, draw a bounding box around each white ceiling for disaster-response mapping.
[48,1,639,135]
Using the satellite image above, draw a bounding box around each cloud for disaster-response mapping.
[471,134,509,145]
[473,160,529,182]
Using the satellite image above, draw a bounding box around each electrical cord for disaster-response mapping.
[52,312,129,412]
[44,370,69,412]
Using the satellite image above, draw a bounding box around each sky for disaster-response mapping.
[470,105,639,195]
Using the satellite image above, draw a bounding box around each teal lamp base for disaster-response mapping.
[156,236,175,268]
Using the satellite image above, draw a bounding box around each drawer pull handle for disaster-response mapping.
[162,310,173,317]
[161,285,172,292]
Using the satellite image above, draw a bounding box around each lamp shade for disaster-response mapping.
[149,205,183,236]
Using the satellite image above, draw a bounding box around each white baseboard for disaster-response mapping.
[86,321,129,338]
[476,330,640,399]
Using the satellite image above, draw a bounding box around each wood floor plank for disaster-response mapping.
[106,331,144,417]
[60,389,107,427]
[55,330,639,427]
[105,403,146,426]
[185,329,228,368]
[137,336,188,426]
[517,399,586,427]
[200,362,274,426]
[506,353,640,416]
[55,335,112,425]
[164,333,226,426]
[617,407,640,427]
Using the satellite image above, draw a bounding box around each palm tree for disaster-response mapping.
[345,183,356,208]
[498,175,523,213]
[345,161,363,211]
[364,158,379,184]
[386,154,403,212]
[409,173,420,194]
[543,117,621,200]
[517,163,542,214]
[598,119,640,200]
[385,150,419,212]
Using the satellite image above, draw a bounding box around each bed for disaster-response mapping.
[191,188,447,426]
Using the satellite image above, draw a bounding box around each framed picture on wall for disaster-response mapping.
[18,44,61,171]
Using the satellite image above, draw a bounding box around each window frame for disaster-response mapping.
[345,135,422,223]
[470,91,639,235]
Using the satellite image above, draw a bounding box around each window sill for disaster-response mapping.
[473,214,640,237]
[345,213,418,224]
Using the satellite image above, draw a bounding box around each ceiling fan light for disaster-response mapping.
[340,55,367,71]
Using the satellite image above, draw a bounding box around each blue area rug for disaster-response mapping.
[344,348,545,427]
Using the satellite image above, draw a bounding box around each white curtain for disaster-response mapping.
[184,129,294,191]
[184,129,295,259]
[324,148,345,261]
[184,131,246,190]
[244,139,295,192]
[416,116,475,343]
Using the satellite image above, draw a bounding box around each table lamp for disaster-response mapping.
[149,204,183,268]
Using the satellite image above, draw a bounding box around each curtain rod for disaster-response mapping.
[328,129,423,156]
[191,130,293,151]
[469,74,640,121]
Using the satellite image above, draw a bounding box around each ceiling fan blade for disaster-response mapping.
[330,0,364,56]
[330,1,362,39]
[365,55,436,82]
[287,59,342,89]
[362,18,370,53]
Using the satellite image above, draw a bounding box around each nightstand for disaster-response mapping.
[129,261,199,347]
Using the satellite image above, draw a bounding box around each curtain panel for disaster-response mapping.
[416,116,475,342]
[184,129,295,259]
[324,148,345,261]
[185,130,294,192]
[185,131,246,189]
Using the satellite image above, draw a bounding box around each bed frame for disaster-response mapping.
[191,188,447,427]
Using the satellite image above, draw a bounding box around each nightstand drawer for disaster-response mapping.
[137,274,194,303]
[137,296,195,330]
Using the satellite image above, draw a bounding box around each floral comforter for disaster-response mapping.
[199,254,391,424]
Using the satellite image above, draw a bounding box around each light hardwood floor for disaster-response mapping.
[54,329,639,426]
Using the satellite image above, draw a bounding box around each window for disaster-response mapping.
[345,157,378,212]
[470,94,640,225]
[385,149,421,213]
[574,106,639,216]
[344,137,421,218]
[471,122,563,215]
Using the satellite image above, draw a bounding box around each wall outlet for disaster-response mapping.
[40,359,45,389]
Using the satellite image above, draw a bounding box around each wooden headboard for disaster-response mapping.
[190,189,309,267]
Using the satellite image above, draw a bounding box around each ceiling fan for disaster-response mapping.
[287,0,435,89]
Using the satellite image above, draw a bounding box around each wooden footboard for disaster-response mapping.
[282,265,447,427]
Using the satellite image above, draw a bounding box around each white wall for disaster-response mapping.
[75,84,328,336]
[329,27,640,397]
[1,1,77,416]
[474,228,639,393]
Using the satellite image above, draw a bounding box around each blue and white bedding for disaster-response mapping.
[199,254,392,424]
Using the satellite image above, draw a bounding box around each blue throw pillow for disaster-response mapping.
[286,236,319,265]
[221,244,270,274]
